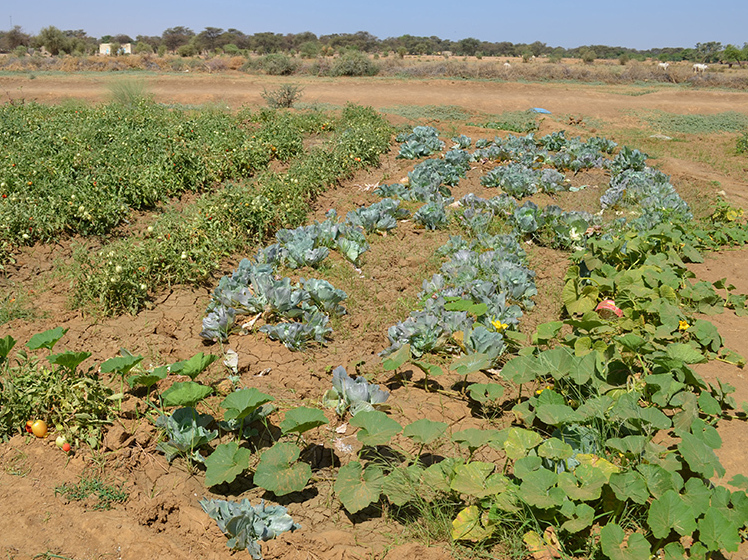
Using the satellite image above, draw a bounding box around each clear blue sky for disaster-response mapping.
[5,0,747,50]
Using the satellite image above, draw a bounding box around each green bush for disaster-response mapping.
[331,51,379,77]
[262,53,298,76]
[261,84,304,108]
[737,131,748,154]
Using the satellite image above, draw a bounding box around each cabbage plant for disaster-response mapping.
[322,366,389,416]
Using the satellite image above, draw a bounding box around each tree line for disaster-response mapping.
[0,26,746,65]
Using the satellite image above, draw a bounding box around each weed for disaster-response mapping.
[55,474,128,510]
[637,109,748,134]
[469,111,539,133]
[382,104,473,123]
[108,78,152,107]
[737,131,748,154]
[3,449,31,477]
[261,83,304,109]
[0,286,37,325]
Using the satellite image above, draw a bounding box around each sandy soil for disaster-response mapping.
[1,74,748,560]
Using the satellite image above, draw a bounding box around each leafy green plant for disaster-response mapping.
[260,84,303,108]
[0,329,114,445]
[321,366,390,416]
[199,498,300,558]
[155,407,218,463]
[55,474,128,510]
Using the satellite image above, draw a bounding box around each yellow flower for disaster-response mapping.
[491,318,509,332]
[678,320,690,331]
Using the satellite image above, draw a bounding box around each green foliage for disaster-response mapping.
[330,51,379,76]
[55,475,128,510]
[638,110,748,135]
[737,131,748,155]
[261,84,304,108]
[473,111,539,133]
[253,442,312,495]
[155,407,218,463]
[199,498,300,558]
[0,332,114,445]
[161,381,213,408]
[260,53,298,75]
[204,442,252,486]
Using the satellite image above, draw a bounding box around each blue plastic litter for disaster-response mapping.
[530,108,551,114]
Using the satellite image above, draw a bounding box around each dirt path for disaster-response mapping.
[3,73,748,119]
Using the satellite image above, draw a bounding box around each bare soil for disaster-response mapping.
[1,74,748,560]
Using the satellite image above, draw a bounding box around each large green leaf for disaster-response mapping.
[666,343,707,364]
[170,352,218,380]
[382,465,423,506]
[450,462,510,498]
[500,355,538,385]
[537,438,574,461]
[349,410,401,446]
[451,428,502,453]
[681,478,711,517]
[0,335,16,360]
[402,418,447,445]
[382,343,411,371]
[562,275,599,316]
[503,427,543,460]
[279,407,328,435]
[450,352,492,375]
[204,442,251,487]
[253,442,311,496]
[48,350,91,372]
[600,523,651,560]
[647,489,696,539]
[100,353,144,375]
[637,464,680,499]
[608,471,649,505]
[127,365,168,389]
[557,464,606,501]
[451,505,493,541]
[161,381,213,407]
[697,507,740,552]
[535,403,582,426]
[560,502,595,533]
[467,383,504,404]
[519,468,564,509]
[677,431,725,479]
[536,347,575,380]
[27,327,68,351]
[221,388,274,422]
[335,461,384,513]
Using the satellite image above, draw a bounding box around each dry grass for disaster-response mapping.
[2,52,748,89]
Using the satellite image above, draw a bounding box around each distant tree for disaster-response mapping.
[251,32,285,54]
[455,37,480,56]
[722,44,742,67]
[197,27,223,52]
[113,34,133,44]
[162,26,194,52]
[35,26,69,55]
[0,26,31,52]
[695,41,722,63]
[581,48,596,64]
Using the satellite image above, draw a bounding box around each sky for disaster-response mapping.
[4,0,747,50]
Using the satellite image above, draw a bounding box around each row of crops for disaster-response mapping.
[187,124,748,558]
[2,102,748,558]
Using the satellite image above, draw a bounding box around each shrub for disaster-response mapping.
[261,84,304,109]
[331,51,379,77]
[737,131,748,154]
[262,53,297,76]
